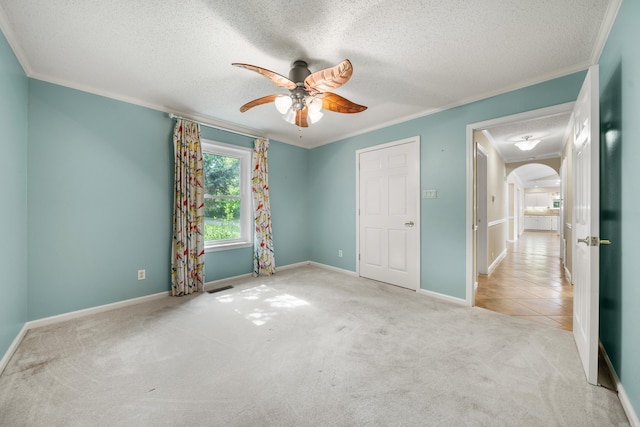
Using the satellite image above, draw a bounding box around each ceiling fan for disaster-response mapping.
[232,59,367,127]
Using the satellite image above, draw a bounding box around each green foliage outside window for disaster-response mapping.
[203,153,242,240]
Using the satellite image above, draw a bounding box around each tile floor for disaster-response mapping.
[475,231,573,331]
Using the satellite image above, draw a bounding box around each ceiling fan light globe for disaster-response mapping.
[283,109,296,124]
[308,110,324,124]
[308,97,323,113]
[275,96,293,114]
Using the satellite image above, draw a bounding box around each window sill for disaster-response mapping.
[204,241,253,253]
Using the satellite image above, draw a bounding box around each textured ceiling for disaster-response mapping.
[483,112,573,188]
[485,113,573,164]
[0,0,618,147]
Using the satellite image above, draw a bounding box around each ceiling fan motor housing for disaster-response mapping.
[289,60,311,83]
[289,60,311,110]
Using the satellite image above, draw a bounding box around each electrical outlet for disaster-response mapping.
[338,250,343,258]
[138,269,146,280]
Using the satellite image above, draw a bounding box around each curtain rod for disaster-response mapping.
[168,113,265,140]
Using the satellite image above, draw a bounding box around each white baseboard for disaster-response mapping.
[619,383,640,427]
[277,261,311,271]
[1,291,169,375]
[487,248,507,275]
[27,291,169,330]
[564,265,572,284]
[417,288,469,306]
[308,262,468,307]
[308,261,358,277]
[0,324,29,376]
[600,342,640,426]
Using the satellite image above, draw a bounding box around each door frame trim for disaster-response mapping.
[476,143,489,275]
[355,136,421,289]
[465,102,574,305]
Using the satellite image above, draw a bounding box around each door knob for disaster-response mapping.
[577,236,590,245]
[404,221,415,227]
[578,236,611,246]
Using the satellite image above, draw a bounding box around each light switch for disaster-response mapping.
[423,189,437,199]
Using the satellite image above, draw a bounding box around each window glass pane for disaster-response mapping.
[203,153,240,196]
[204,198,241,241]
[200,139,252,250]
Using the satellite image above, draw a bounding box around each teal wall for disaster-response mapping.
[599,0,640,416]
[309,72,585,298]
[199,128,310,282]
[27,80,175,319]
[26,82,309,319]
[0,31,29,359]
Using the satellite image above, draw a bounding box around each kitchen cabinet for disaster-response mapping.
[524,216,537,229]
[524,215,558,231]
[524,192,551,208]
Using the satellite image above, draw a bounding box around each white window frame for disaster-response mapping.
[201,139,253,252]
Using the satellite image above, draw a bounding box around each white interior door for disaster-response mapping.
[358,138,419,290]
[572,65,600,385]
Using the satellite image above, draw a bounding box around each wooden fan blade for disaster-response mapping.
[295,108,309,127]
[232,63,296,90]
[320,92,367,114]
[304,59,353,95]
[239,94,279,112]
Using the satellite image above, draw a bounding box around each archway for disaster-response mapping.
[507,162,561,241]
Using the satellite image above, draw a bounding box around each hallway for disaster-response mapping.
[475,231,573,331]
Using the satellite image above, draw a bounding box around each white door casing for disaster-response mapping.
[572,65,600,385]
[465,103,575,305]
[357,137,420,290]
[476,144,489,275]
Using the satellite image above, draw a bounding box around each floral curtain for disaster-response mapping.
[252,138,276,276]
[171,119,205,295]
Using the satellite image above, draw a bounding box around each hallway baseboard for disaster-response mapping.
[564,265,572,284]
[487,248,507,274]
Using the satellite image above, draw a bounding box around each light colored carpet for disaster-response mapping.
[0,265,629,426]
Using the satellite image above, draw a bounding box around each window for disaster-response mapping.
[201,139,253,251]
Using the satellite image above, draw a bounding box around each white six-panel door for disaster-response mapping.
[572,65,600,385]
[357,137,420,290]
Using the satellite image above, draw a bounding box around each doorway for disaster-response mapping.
[466,103,575,330]
[467,69,602,386]
[477,160,572,330]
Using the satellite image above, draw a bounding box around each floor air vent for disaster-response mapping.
[207,285,233,294]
